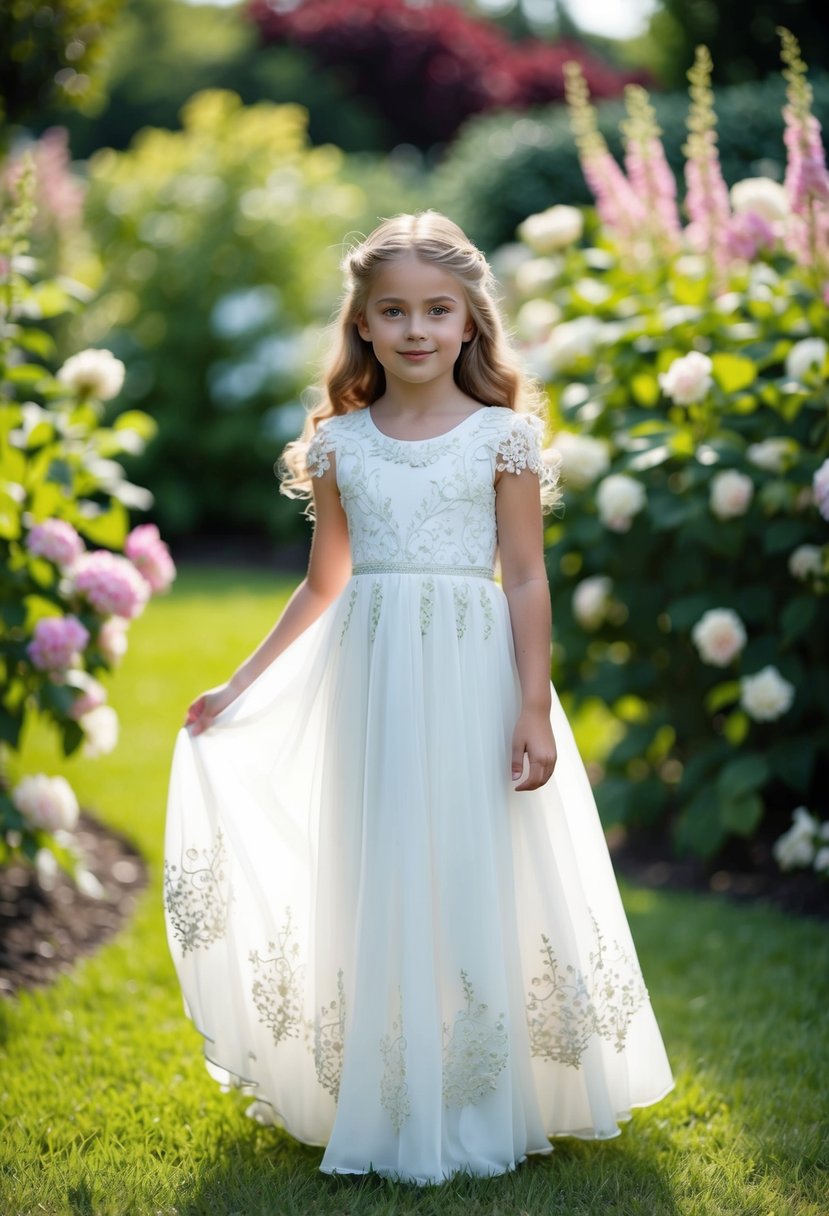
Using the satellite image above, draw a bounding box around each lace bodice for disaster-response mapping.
[304,405,560,572]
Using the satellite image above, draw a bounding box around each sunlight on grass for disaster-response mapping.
[1,567,827,1216]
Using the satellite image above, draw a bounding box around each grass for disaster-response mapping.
[1,566,828,1216]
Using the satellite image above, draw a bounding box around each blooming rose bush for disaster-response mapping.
[504,33,829,861]
[0,166,175,878]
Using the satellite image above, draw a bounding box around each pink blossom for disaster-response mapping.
[26,519,85,568]
[725,210,776,261]
[72,551,150,619]
[27,616,90,672]
[97,616,129,664]
[582,149,646,241]
[12,774,79,833]
[66,672,108,720]
[124,524,176,594]
[624,134,682,254]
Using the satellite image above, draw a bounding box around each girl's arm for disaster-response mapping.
[185,459,351,734]
[495,464,557,791]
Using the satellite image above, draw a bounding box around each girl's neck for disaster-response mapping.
[372,377,478,421]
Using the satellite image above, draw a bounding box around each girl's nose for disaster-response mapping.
[405,314,427,339]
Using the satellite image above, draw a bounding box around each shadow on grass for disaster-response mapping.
[175,1116,681,1216]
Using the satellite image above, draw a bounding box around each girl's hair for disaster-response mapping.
[278,210,552,515]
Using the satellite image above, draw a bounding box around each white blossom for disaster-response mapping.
[518,205,584,253]
[691,608,747,667]
[773,807,818,870]
[740,665,795,722]
[12,774,79,833]
[710,469,754,520]
[515,298,561,342]
[729,177,790,223]
[572,576,613,630]
[746,438,792,473]
[785,337,827,383]
[80,705,119,757]
[552,432,611,489]
[788,544,823,581]
[514,257,560,297]
[658,351,714,405]
[814,457,829,522]
[597,473,646,532]
[544,316,603,374]
[57,348,126,400]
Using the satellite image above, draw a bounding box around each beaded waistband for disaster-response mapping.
[351,561,495,579]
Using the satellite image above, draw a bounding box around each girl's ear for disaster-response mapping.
[355,313,371,342]
[463,317,476,343]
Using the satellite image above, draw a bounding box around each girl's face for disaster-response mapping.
[356,254,475,392]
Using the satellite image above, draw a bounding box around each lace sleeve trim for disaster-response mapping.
[494,413,562,514]
[305,420,337,478]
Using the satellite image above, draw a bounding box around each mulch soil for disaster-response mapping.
[0,811,148,998]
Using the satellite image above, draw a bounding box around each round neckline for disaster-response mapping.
[365,404,488,444]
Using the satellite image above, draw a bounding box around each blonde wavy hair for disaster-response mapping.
[278,210,551,516]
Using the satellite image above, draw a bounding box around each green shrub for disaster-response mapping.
[433,73,829,251]
[79,90,426,542]
[0,163,172,879]
[503,46,829,862]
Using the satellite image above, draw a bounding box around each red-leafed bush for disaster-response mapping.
[248,0,644,148]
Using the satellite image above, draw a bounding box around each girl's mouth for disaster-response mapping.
[400,351,435,361]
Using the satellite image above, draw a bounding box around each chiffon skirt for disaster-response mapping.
[163,570,673,1184]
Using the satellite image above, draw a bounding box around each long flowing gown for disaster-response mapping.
[163,403,674,1185]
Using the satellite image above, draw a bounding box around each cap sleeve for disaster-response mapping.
[494,411,562,514]
[305,418,337,478]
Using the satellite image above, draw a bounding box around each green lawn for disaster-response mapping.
[1,567,827,1216]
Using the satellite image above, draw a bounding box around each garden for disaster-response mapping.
[1,1,828,1213]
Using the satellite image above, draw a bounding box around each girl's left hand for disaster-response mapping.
[511,708,557,791]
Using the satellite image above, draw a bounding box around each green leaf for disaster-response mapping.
[768,736,816,793]
[76,501,128,548]
[666,593,712,630]
[675,784,727,858]
[704,681,741,714]
[781,596,818,646]
[113,410,158,441]
[763,518,811,555]
[720,792,764,836]
[723,710,749,746]
[716,753,771,801]
[0,705,23,747]
[60,719,85,757]
[711,352,758,393]
[631,372,660,407]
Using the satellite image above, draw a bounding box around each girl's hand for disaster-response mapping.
[511,708,557,791]
[184,682,241,736]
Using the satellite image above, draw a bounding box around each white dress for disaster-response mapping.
[163,404,674,1185]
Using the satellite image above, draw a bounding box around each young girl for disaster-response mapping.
[164,211,673,1186]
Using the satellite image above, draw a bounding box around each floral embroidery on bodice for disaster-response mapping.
[304,405,558,571]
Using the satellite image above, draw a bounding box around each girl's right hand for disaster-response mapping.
[184,682,241,736]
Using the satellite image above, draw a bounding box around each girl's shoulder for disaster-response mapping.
[304,409,367,477]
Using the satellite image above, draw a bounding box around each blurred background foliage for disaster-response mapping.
[2,0,828,548]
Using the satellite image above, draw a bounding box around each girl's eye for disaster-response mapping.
[383,307,403,317]
[430,306,450,315]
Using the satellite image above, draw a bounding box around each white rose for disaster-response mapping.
[12,774,79,833]
[746,438,792,473]
[597,473,646,532]
[710,469,754,520]
[514,256,561,297]
[545,316,603,374]
[691,608,747,667]
[786,337,827,383]
[80,704,119,757]
[729,177,790,223]
[552,432,611,489]
[773,807,818,870]
[658,351,714,405]
[515,298,561,342]
[814,846,829,873]
[572,576,613,630]
[740,665,795,722]
[57,348,126,400]
[518,205,584,253]
[788,544,823,581]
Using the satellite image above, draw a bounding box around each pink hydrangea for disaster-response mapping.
[26,519,85,567]
[97,616,129,665]
[124,524,176,594]
[72,551,150,619]
[66,672,108,720]
[27,616,90,672]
